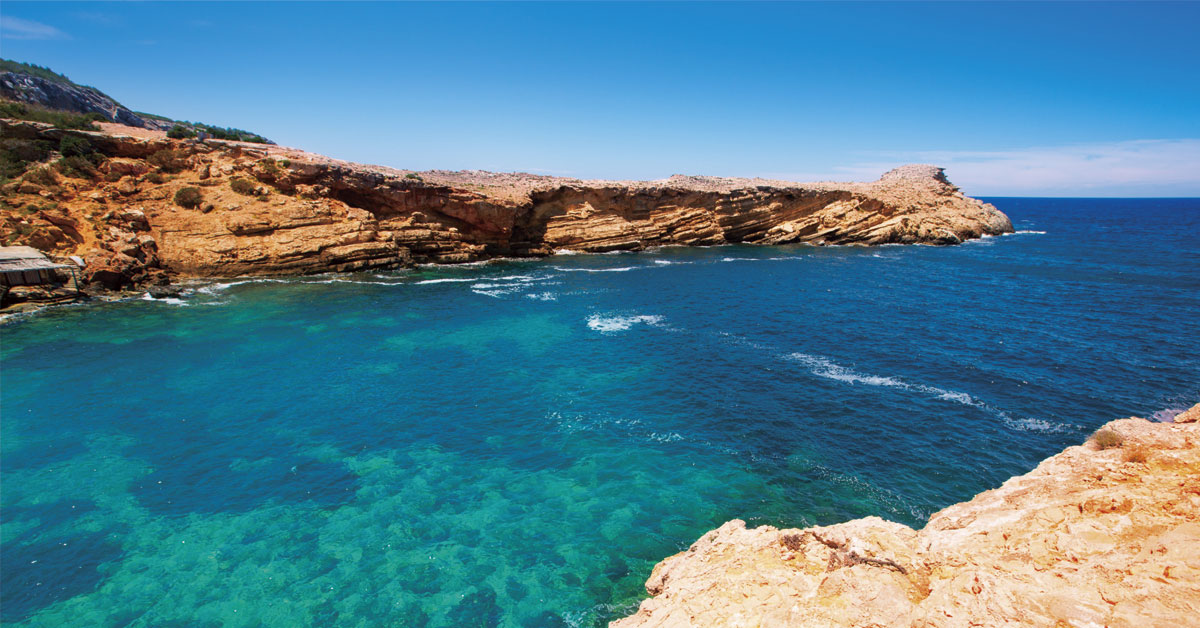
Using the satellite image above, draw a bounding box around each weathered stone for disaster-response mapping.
[612,415,1200,628]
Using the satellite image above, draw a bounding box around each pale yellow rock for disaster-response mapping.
[613,416,1200,628]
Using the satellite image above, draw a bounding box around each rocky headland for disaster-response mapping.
[1,118,1012,300]
[613,405,1200,628]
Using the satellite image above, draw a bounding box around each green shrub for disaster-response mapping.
[1,138,53,162]
[59,135,94,158]
[404,173,423,181]
[55,155,99,179]
[23,166,58,186]
[173,186,203,208]
[180,121,270,144]
[0,60,74,83]
[0,100,104,130]
[1090,428,1124,450]
[258,158,282,178]
[147,149,187,173]
[167,125,198,140]
[146,172,166,184]
[230,177,257,195]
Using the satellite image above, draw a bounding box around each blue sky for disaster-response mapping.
[2,1,1198,196]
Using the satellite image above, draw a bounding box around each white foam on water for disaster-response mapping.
[470,283,525,291]
[140,293,188,306]
[785,352,909,388]
[415,277,479,285]
[552,266,640,273]
[1000,413,1069,433]
[525,292,558,301]
[471,289,511,299]
[553,248,581,256]
[586,314,664,333]
[191,278,291,294]
[932,389,978,405]
[782,351,1072,433]
[783,352,981,407]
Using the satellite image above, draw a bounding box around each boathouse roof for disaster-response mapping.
[0,246,72,272]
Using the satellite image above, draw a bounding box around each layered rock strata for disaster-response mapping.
[612,406,1200,628]
[1,119,1013,290]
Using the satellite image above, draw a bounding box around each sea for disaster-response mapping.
[2,198,1198,627]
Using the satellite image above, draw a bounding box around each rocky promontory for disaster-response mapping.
[1,119,1012,293]
[613,406,1200,628]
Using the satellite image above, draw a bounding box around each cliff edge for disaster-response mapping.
[613,406,1200,628]
[1,119,1012,292]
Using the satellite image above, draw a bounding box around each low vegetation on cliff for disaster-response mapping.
[1,57,270,143]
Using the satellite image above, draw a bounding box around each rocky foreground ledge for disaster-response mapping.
[613,405,1200,628]
[1,119,1012,292]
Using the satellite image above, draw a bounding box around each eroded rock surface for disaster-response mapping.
[613,406,1200,628]
[1,119,1012,290]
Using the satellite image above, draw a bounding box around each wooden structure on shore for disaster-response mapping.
[0,246,76,288]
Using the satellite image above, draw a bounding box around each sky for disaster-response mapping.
[2,1,1198,196]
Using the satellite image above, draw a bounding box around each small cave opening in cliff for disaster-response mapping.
[330,187,392,217]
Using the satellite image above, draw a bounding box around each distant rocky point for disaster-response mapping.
[0,117,1012,297]
[613,405,1200,628]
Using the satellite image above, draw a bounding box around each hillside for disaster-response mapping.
[0,58,269,143]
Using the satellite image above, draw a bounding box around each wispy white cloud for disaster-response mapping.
[764,139,1200,196]
[1,16,69,40]
[71,11,122,26]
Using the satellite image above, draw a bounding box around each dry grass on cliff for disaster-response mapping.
[1122,445,1150,463]
[1090,428,1125,450]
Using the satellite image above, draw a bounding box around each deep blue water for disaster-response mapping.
[2,198,1198,627]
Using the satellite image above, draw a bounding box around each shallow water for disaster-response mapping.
[2,198,1198,626]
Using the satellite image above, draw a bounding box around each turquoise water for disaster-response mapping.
[2,198,1198,626]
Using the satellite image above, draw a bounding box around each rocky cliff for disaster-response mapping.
[0,119,1012,291]
[612,405,1200,628]
[1,71,170,130]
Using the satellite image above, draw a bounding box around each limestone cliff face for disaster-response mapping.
[612,406,1200,628]
[1,120,1012,289]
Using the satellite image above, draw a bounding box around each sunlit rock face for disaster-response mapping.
[1,119,1012,290]
[613,408,1200,628]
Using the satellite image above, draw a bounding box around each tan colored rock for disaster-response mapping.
[101,157,150,178]
[1175,403,1200,423]
[613,416,1200,628]
[0,119,1014,285]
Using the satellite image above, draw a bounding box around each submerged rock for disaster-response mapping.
[612,408,1200,628]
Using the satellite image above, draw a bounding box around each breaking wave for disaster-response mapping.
[586,314,664,333]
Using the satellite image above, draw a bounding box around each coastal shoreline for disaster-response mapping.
[612,406,1200,628]
[1,118,1013,311]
